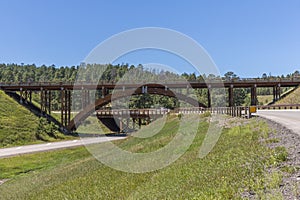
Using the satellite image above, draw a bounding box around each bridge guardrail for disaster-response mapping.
[257,104,300,110]
[96,108,170,118]
[175,106,251,118]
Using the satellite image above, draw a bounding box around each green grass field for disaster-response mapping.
[0,91,75,148]
[0,114,288,199]
[0,91,40,147]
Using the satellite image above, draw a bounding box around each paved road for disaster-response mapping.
[0,136,126,158]
[256,110,300,134]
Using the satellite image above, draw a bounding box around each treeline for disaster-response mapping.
[0,63,179,83]
[0,63,77,82]
[0,63,183,109]
[0,63,299,83]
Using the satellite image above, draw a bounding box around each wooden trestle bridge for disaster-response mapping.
[0,77,299,132]
[96,108,169,132]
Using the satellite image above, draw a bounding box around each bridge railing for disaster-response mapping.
[175,106,250,118]
[96,108,170,118]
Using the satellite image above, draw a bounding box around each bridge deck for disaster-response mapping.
[1,78,300,91]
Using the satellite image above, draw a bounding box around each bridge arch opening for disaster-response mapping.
[68,87,206,131]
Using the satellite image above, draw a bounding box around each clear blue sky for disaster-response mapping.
[0,0,299,77]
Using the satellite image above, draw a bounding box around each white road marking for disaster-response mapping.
[0,136,126,158]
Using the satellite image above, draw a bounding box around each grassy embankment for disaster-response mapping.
[0,90,39,147]
[256,87,299,105]
[257,95,273,105]
[276,87,300,105]
[0,114,290,199]
[0,91,73,148]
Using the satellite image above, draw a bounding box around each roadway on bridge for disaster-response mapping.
[256,110,300,134]
[0,136,126,158]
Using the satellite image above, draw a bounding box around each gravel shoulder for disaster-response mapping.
[258,116,300,199]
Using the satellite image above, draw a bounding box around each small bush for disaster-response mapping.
[177,113,183,120]
[35,118,60,141]
[201,111,212,118]
[274,146,288,162]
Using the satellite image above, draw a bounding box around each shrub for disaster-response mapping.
[201,111,212,118]
[35,118,60,141]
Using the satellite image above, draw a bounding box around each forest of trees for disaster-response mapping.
[0,63,77,82]
[0,63,299,109]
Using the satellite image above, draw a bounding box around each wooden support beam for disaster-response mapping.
[40,88,44,114]
[61,88,65,125]
[207,86,211,108]
[273,86,277,102]
[277,84,281,100]
[68,90,71,124]
[229,85,234,107]
[251,85,257,106]
[48,90,51,114]
[64,90,68,126]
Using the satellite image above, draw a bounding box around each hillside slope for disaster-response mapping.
[0,90,39,147]
[276,87,300,104]
[0,115,289,199]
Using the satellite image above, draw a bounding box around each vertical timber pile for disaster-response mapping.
[229,84,234,107]
[251,84,257,106]
[19,88,32,104]
[273,83,281,102]
[207,85,211,108]
[273,86,276,102]
[61,88,71,127]
[40,88,51,115]
[276,83,281,101]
